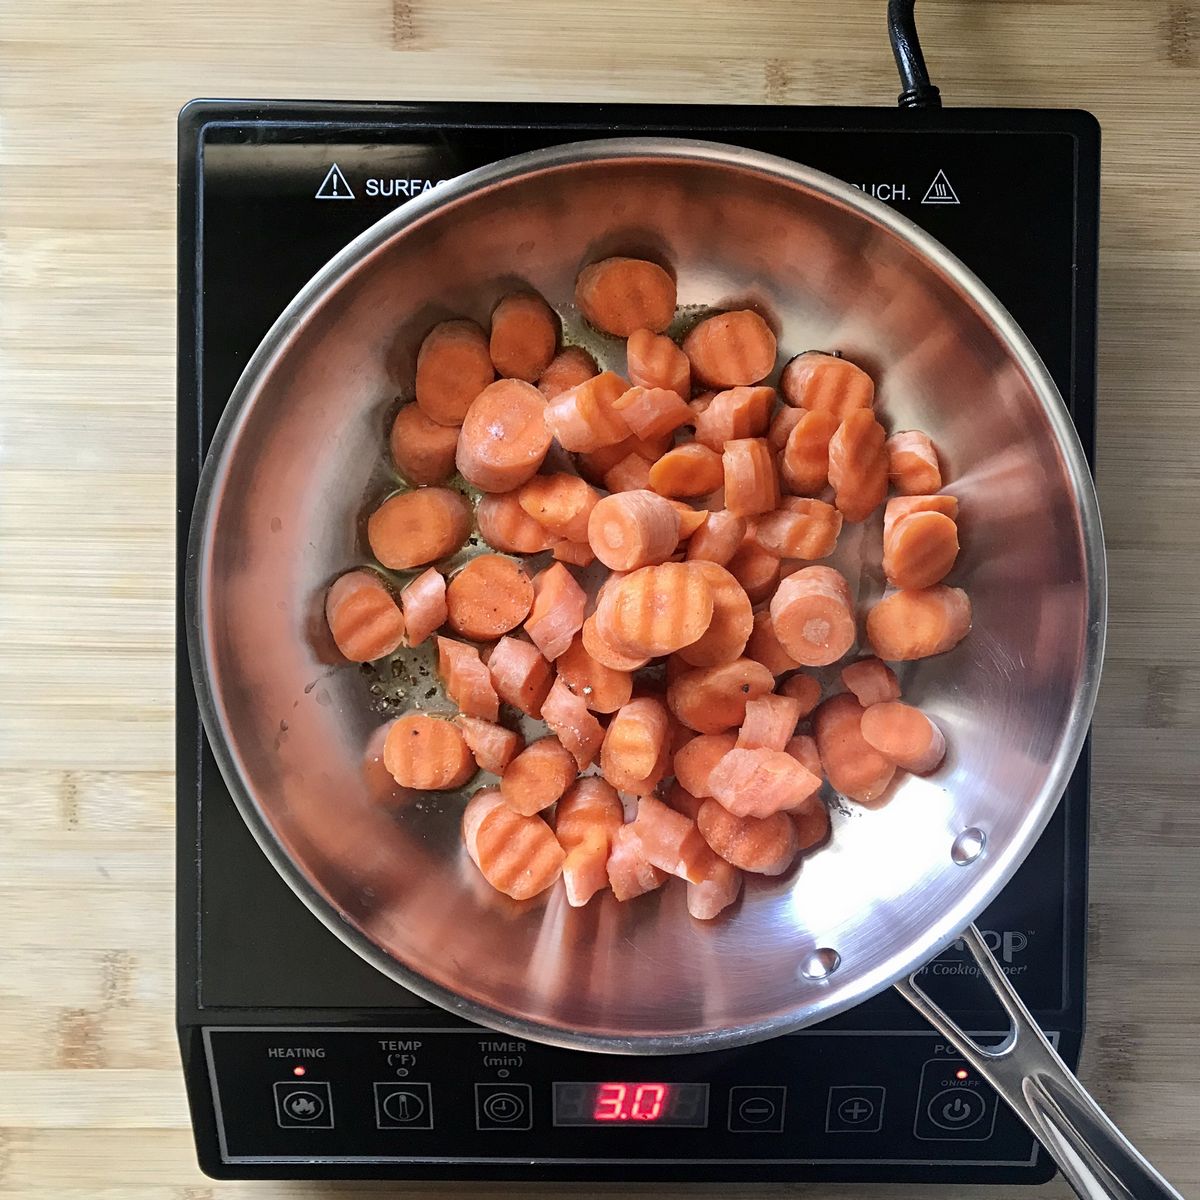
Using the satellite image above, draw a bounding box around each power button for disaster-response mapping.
[913,1060,997,1142]
[927,1088,987,1130]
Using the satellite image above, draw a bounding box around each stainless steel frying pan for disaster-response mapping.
[186,140,1182,1198]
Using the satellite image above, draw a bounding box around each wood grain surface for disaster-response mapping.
[2,1,1198,1196]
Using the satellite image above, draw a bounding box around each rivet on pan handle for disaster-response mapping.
[895,924,1184,1200]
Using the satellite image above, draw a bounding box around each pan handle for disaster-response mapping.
[895,924,1184,1200]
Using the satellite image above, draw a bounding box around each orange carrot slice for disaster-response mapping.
[489,292,559,382]
[487,636,554,715]
[841,657,901,707]
[612,385,693,441]
[545,370,631,452]
[399,567,447,647]
[475,492,555,555]
[581,613,651,672]
[676,561,753,667]
[456,379,553,493]
[445,554,534,641]
[436,636,500,721]
[587,490,680,571]
[883,494,960,545]
[693,386,775,451]
[500,736,577,815]
[785,732,823,778]
[812,693,895,803]
[555,633,633,713]
[517,473,600,542]
[725,540,781,604]
[462,788,564,900]
[770,565,856,667]
[686,851,743,920]
[866,586,972,661]
[648,443,724,498]
[389,403,461,486]
[524,563,586,661]
[768,405,803,453]
[603,452,654,493]
[367,487,472,570]
[722,437,779,517]
[540,675,605,769]
[883,511,960,589]
[665,778,706,821]
[550,539,597,567]
[601,697,671,793]
[384,714,476,791]
[697,799,799,875]
[683,311,777,388]
[780,408,840,496]
[670,503,710,539]
[754,496,843,560]
[667,657,775,734]
[707,747,822,818]
[626,327,691,397]
[415,319,495,426]
[454,716,523,774]
[736,694,804,751]
[537,346,599,399]
[598,562,715,657]
[828,409,888,523]
[861,700,947,774]
[780,674,822,719]
[744,610,801,676]
[576,433,667,485]
[575,257,676,337]
[887,430,943,495]
[325,569,405,662]
[554,777,623,906]
[629,794,712,882]
[792,801,831,851]
[673,731,738,797]
[606,823,669,901]
[686,510,747,567]
[780,351,874,418]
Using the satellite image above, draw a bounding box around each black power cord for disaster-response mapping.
[888,0,943,109]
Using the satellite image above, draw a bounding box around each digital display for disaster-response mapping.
[553,1081,708,1127]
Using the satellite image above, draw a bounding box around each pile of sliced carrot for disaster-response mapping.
[323,254,972,921]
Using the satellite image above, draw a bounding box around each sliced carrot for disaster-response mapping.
[486,636,554,716]
[722,437,779,518]
[544,371,631,452]
[779,351,874,418]
[685,509,747,567]
[537,345,599,399]
[745,610,801,676]
[389,403,461,486]
[581,613,651,672]
[601,697,671,793]
[384,713,476,791]
[780,408,840,496]
[515,473,599,542]
[780,674,822,718]
[670,503,710,539]
[736,694,804,751]
[540,675,605,769]
[629,794,711,882]
[475,492,555,554]
[725,540,781,604]
[400,567,447,647]
[454,716,523,774]
[673,730,740,798]
[550,539,596,567]
[489,292,559,383]
[626,327,691,397]
[648,443,724,498]
[707,747,822,818]
[683,311,777,388]
[606,823,669,901]
[612,385,693,441]
[325,569,405,662]
[524,563,586,661]
[436,636,500,721]
[861,700,947,774]
[555,632,633,713]
[415,319,495,426]
[754,496,843,559]
[462,788,564,901]
[554,777,623,907]
[693,385,775,451]
[697,799,799,876]
[367,487,472,570]
[689,391,716,418]
[667,657,775,734]
[676,561,753,667]
[587,490,681,571]
[866,586,972,661]
[828,408,888,523]
[841,656,901,707]
[785,732,823,779]
[883,510,960,589]
[887,430,943,495]
[769,565,856,667]
[812,693,895,804]
[686,851,743,920]
[883,494,960,546]
[575,257,676,337]
[445,554,534,641]
[576,433,663,485]
[603,452,654,493]
[792,801,831,851]
[768,405,803,453]
[598,562,715,657]
[499,736,577,816]
[665,778,706,821]
[456,379,553,493]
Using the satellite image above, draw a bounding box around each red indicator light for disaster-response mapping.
[293,1065,307,1077]
[593,1083,669,1122]
[955,1069,968,1080]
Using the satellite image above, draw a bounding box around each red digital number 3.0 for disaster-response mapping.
[593,1083,668,1121]
[593,1083,627,1121]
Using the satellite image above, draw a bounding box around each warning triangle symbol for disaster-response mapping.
[921,169,959,206]
[315,163,354,200]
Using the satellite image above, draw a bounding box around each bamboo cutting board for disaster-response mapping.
[2,1,1199,1196]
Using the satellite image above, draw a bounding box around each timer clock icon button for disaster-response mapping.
[475,1082,533,1130]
